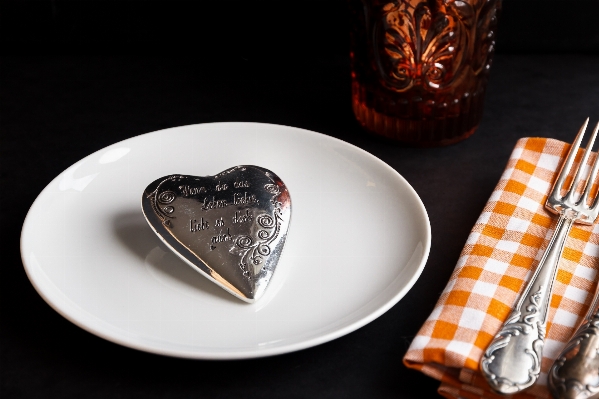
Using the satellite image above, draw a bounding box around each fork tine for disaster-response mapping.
[553,118,590,202]
[582,121,599,207]
[567,118,597,203]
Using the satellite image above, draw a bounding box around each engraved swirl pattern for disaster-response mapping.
[147,177,187,226]
[236,235,253,249]
[158,191,176,204]
[264,184,280,195]
[232,184,285,280]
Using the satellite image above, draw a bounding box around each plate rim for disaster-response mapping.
[20,122,431,359]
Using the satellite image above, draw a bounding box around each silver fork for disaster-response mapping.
[481,118,599,394]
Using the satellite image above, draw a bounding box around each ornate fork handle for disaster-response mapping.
[549,290,599,399]
[481,212,576,394]
[481,119,599,395]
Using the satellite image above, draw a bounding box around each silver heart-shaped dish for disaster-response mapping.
[142,166,291,303]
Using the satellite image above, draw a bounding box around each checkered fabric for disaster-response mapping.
[403,137,599,399]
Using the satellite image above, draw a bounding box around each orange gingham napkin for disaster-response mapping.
[403,137,599,399]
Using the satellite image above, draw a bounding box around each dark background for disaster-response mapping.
[3,0,599,55]
[2,1,599,398]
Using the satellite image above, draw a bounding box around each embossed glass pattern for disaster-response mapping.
[349,0,501,146]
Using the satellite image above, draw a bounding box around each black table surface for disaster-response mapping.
[2,2,599,398]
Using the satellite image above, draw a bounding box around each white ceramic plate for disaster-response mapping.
[21,123,430,359]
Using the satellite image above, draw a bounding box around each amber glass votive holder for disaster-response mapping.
[349,0,502,146]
